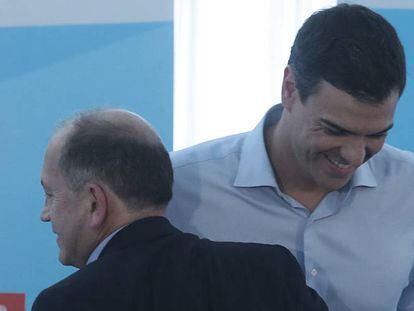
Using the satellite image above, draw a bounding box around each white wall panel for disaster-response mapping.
[0,0,173,27]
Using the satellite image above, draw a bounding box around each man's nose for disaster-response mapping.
[40,205,51,222]
[341,137,366,167]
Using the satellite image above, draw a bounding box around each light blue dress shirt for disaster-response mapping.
[167,104,414,311]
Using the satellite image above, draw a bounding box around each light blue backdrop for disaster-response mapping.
[0,5,413,311]
[0,21,173,308]
[377,9,414,151]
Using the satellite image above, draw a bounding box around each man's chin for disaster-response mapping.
[58,252,72,267]
[321,176,352,192]
[314,170,354,192]
[59,253,85,268]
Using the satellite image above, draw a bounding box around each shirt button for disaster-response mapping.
[311,269,318,277]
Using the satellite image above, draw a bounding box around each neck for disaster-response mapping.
[265,122,327,211]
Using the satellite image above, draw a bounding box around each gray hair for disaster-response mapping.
[55,109,173,209]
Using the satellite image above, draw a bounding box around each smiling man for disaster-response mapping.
[267,78,398,210]
[33,109,327,311]
[167,4,414,311]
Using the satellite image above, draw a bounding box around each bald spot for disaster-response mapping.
[96,109,161,145]
[52,108,162,148]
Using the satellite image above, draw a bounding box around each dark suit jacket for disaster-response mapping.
[32,216,327,311]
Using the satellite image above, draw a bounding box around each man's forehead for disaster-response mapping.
[44,139,62,164]
[311,81,397,110]
[41,136,66,182]
[307,82,397,133]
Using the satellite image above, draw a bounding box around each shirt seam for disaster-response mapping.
[173,150,242,170]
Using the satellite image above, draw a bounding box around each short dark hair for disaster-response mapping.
[288,4,406,103]
[57,111,173,210]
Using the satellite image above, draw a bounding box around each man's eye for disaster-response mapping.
[369,132,388,139]
[324,128,346,136]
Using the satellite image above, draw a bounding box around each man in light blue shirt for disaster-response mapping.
[167,4,414,311]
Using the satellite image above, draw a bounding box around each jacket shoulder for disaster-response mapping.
[32,285,72,311]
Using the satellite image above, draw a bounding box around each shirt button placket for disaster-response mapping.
[303,218,319,290]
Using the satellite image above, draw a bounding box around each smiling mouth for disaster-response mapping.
[323,154,351,170]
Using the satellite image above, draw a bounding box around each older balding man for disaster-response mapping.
[33,109,327,311]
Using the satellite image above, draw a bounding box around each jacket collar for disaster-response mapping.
[99,216,180,259]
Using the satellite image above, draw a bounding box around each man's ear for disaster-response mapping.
[281,65,298,112]
[84,183,108,229]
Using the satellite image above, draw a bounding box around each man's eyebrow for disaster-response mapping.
[320,118,394,136]
[370,124,394,135]
[319,119,356,135]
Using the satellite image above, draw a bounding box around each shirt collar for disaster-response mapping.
[86,226,126,265]
[234,105,282,188]
[348,160,377,188]
[233,104,377,189]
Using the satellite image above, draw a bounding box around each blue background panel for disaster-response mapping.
[0,21,172,308]
[376,9,414,151]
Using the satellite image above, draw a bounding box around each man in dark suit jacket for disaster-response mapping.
[33,109,327,311]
